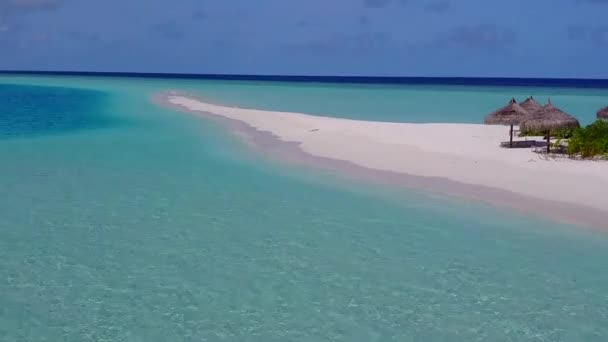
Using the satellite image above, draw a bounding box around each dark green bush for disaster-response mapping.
[567,120,608,158]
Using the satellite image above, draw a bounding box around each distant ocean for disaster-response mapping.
[1,73,607,341]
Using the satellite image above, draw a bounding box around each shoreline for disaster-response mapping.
[155,91,608,229]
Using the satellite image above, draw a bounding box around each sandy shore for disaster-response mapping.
[158,92,608,228]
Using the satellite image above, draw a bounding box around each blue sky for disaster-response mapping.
[0,0,607,78]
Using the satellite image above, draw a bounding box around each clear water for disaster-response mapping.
[2,74,607,124]
[0,84,115,139]
[1,76,607,341]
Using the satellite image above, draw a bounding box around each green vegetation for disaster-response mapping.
[519,128,574,139]
[567,120,608,158]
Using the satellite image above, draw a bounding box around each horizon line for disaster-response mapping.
[2,70,608,88]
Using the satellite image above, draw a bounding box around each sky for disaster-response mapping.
[0,0,607,78]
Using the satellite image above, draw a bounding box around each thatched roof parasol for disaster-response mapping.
[484,98,530,125]
[597,106,608,120]
[519,100,580,153]
[520,102,580,132]
[519,96,542,114]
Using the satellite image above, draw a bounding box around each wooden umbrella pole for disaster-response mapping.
[546,130,551,153]
[509,124,514,148]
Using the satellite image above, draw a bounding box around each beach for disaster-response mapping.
[3,76,608,341]
[162,92,608,228]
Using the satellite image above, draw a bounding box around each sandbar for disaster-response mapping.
[157,91,608,229]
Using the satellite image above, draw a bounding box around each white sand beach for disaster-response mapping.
[163,93,608,227]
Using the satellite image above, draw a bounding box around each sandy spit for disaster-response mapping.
[156,91,608,229]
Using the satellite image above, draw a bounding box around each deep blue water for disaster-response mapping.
[0,84,114,139]
[3,71,608,88]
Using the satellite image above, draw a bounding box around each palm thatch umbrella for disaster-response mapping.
[484,98,530,147]
[520,96,542,114]
[597,106,608,120]
[520,100,580,153]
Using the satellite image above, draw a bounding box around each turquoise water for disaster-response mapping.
[1,76,608,341]
[2,74,607,124]
[0,84,115,139]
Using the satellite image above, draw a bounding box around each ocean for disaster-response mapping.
[1,74,607,341]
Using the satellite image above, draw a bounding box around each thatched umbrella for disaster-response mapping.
[484,98,530,147]
[597,106,608,120]
[520,96,542,114]
[520,100,580,153]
